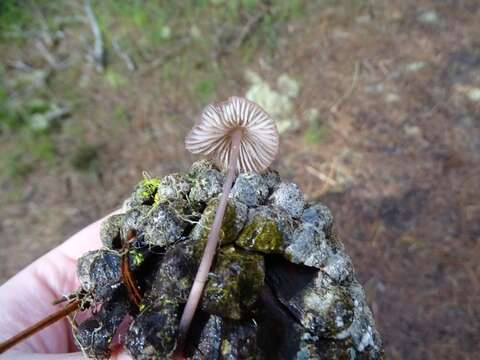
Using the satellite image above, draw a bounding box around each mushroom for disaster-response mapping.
[176,96,279,354]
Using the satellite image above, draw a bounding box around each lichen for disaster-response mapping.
[270,182,305,219]
[245,70,300,134]
[125,299,179,360]
[121,205,150,239]
[284,223,331,268]
[154,173,191,211]
[100,214,124,249]
[189,168,225,208]
[236,215,284,254]
[301,276,354,337]
[75,164,384,359]
[231,172,269,206]
[142,203,186,247]
[188,159,217,176]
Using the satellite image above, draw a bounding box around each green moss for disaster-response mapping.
[134,175,161,205]
[201,245,264,320]
[236,215,283,254]
[221,339,232,356]
[193,198,238,256]
[129,249,144,267]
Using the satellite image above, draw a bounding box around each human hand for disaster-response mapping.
[0,217,130,359]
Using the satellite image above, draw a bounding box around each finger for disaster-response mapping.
[1,349,133,360]
[0,212,120,353]
[55,210,121,262]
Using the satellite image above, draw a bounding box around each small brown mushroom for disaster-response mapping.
[185,96,279,173]
[176,96,279,356]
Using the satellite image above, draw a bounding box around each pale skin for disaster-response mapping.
[0,217,130,360]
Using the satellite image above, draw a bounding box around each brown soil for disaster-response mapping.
[1,1,479,359]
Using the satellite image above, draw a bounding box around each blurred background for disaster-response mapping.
[0,0,479,359]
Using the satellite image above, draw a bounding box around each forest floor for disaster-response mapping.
[1,1,479,359]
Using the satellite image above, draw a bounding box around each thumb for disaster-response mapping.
[1,350,132,360]
[1,352,85,359]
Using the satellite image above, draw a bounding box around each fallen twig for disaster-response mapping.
[112,38,136,71]
[34,40,69,70]
[84,0,105,71]
[0,299,81,354]
[6,60,34,71]
[330,61,360,113]
[305,165,337,187]
[138,37,191,77]
[121,230,142,307]
[232,12,265,50]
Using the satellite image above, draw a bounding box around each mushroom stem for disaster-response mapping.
[175,128,243,355]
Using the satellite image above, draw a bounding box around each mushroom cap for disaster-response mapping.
[185,96,279,173]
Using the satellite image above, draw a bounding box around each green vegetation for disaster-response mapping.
[236,215,284,254]
[202,245,264,320]
[0,1,33,40]
[0,0,310,189]
[193,198,238,256]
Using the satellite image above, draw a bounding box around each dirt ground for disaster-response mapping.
[1,1,479,359]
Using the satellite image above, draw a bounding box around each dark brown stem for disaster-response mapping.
[121,231,142,307]
[174,129,243,358]
[0,299,80,354]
